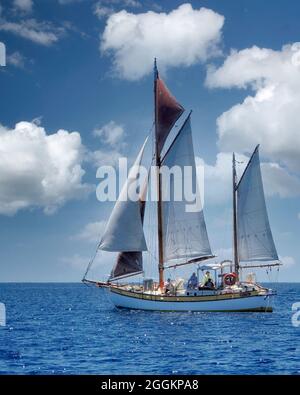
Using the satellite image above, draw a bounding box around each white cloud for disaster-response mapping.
[0,18,66,46]
[87,148,122,167]
[206,43,300,176]
[93,0,141,19]
[13,0,33,14]
[123,0,140,7]
[94,5,113,19]
[72,220,106,243]
[93,120,125,147]
[7,51,27,68]
[101,3,224,80]
[261,162,300,198]
[0,121,92,215]
[88,120,126,167]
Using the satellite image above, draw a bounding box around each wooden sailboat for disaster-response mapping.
[83,60,280,312]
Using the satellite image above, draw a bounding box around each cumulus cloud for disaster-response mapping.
[72,220,106,243]
[101,3,224,80]
[87,120,126,167]
[93,120,125,146]
[0,18,66,46]
[206,43,300,177]
[13,0,33,14]
[0,121,92,215]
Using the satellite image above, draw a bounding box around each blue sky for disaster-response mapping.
[0,0,299,282]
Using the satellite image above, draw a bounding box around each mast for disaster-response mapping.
[154,58,164,290]
[232,153,239,280]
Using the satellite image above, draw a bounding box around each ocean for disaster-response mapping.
[0,282,299,375]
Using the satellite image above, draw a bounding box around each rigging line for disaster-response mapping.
[82,244,100,281]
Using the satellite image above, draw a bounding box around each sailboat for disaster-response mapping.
[83,60,280,312]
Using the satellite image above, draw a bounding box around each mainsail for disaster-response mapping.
[236,146,278,263]
[161,114,213,265]
[98,138,148,252]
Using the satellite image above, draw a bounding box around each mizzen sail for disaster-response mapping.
[236,146,278,263]
[98,138,148,252]
[161,114,212,264]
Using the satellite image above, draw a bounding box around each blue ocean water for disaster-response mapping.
[0,282,299,375]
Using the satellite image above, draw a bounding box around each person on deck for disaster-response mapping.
[165,278,172,294]
[187,272,198,289]
[202,271,214,288]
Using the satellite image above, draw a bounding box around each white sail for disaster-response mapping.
[237,146,278,262]
[98,138,148,252]
[161,115,212,264]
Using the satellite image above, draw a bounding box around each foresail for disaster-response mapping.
[98,138,148,252]
[110,189,147,280]
[156,75,184,156]
[161,115,212,264]
[237,146,278,263]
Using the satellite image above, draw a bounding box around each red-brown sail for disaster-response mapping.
[155,77,184,156]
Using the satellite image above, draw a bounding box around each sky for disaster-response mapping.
[0,0,300,282]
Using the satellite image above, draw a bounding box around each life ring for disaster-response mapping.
[224,272,237,286]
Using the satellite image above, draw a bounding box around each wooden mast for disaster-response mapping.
[154,58,165,290]
[232,153,239,280]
